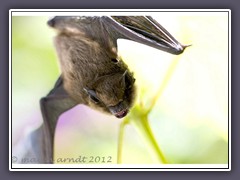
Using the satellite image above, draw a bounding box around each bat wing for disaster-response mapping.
[30,76,77,163]
[103,16,189,55]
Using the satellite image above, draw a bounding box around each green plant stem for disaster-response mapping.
[117,58,181,164]
[130,114,168,164]
[117,118,129,164]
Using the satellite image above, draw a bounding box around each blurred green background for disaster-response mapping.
[12,12,229,164]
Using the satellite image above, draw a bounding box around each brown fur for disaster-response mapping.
[52,17,136,114]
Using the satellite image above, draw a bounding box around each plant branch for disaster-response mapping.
[117,118,129,164]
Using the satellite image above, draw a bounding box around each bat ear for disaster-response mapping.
[83,87,89,93]
[122,70,128,77]
[119,70,128,87]
[121,70,136,89]
[83,88,100,103]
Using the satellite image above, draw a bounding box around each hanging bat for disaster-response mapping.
[30,16,188,163]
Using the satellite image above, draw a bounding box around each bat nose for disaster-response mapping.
[108,101,129,118]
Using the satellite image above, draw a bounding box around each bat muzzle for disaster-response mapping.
[108,101,129,118]
[114,109,129,118]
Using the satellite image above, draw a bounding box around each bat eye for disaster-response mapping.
[83,88,100,103]
[111,58,119,63]
[89,95,100,103]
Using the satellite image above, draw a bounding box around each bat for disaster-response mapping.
[30,16,188,163]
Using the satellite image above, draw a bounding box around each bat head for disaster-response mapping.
[84,70,136,118]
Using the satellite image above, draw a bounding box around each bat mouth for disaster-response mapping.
[114,109,129,118]
[105,16,189,55]
[108,101,129,118]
